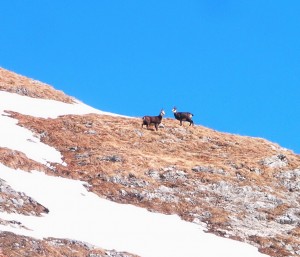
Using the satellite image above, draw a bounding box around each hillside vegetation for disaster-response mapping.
[1,68,300,256]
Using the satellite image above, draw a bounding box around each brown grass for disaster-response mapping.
[0,232,138,257]
[0,147,47,172]
[7,111,299,256]
[1,67,300,256]
[0,68,74,103]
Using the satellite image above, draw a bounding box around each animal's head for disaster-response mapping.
[172,107,177,113]
[160,109,166,116]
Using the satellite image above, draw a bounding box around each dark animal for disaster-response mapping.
[142,109,165,131]
[172,107,194,126]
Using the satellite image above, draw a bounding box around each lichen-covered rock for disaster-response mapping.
[261,154,288,168]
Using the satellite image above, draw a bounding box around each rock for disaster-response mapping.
[85,129,97,135]
[158,185,174,193]
[276,169,300,191]
[128,187,179,203]
[75,153,90,159]
[160,166,187,182]
[101,155,123,162]
[211,181,232,193]
[146,167,187,182]
[277,213,299,224]
[15,87,28,96]
[69,146,78,152]
[192,166,226,175]
[83,121,93,128]
[145,170,160,180]
[109,174,148,188]
[119,189,127,196]
[249,167,262,175]
[261,154,288,168]
[134,129,143,137]
[12,198,24,207]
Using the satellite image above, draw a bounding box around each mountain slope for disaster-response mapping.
[0,67,299,256]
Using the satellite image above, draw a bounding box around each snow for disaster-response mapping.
[0,114,64,165]
[0,91,269,256]
[0,166,268,257]
[0,91,124,165]
[0,91,122,119]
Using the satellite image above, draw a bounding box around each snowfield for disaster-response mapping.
[0,92,269,257]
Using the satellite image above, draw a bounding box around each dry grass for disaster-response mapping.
[0,147,47,172]
[0,68,74,103]
[0,232,138,257]
[1,67,300,256]
[7,111,300,256]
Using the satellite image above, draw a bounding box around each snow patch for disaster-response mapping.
[0,114,64,165]
[0,91,127,165]
[0,91,125,118]
[0,164,268,257]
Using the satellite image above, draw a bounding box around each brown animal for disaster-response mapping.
[172,107,194,126]
[142,109,165,131]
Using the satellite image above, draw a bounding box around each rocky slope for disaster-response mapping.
[0,67,300,256]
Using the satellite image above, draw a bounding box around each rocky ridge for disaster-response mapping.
[1,68,300,256]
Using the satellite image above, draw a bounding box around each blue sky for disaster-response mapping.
[1,1,299,154]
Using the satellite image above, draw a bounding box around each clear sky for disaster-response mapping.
[1,1,299,154]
